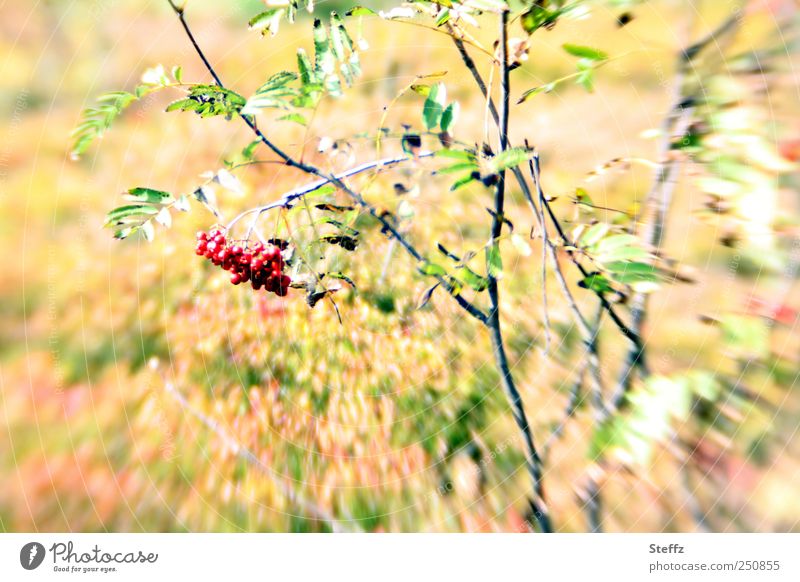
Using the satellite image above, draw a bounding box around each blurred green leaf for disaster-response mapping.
[563,44,608,61]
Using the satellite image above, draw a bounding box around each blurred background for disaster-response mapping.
[1,0,799,532]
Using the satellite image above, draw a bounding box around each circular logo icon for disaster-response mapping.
[20,542,46,570]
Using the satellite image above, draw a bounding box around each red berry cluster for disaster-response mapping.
[195,227,291,296]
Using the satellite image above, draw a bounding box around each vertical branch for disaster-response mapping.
[486,10,551,533]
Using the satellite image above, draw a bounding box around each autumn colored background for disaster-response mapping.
[1,0,799,532]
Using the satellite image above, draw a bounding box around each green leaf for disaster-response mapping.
[605,262,659,292]
[456,266,489,292]
[242,71,298,114]
[165,98,196,113]
[450,174,477,191]
[579,273,614,293]
[592,233,639,253]
[488,147,535,174]
[440,101,459,133]
[423,82,447,130]
[104,204,159,225]
[597,245,649,264]
[410,84,431,96]
[520,6,560,34]
[575,187,593,205]
[277,112,307,125]
[167,85,246,119]
[248,8,285,36]
[438,161,478,175]
[562,44,608,61]
[346,6,376,16]
[242,139,261,160]
[419,261,447,277]
[486,242,503,278]
[436,148,476,161]
[517,82,557,104]
[297,48,315,85]
[70,90,140,158]
[579,223,609,247]
[124,187,174,204]
[313,19,340,96]
[577,69,595,92]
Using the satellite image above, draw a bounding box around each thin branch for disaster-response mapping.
[165,382,357,532]
[166,1,488,325]
[484,11,551,533]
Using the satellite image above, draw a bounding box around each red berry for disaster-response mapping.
[230,273,241,285]
[206,241,218,253]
